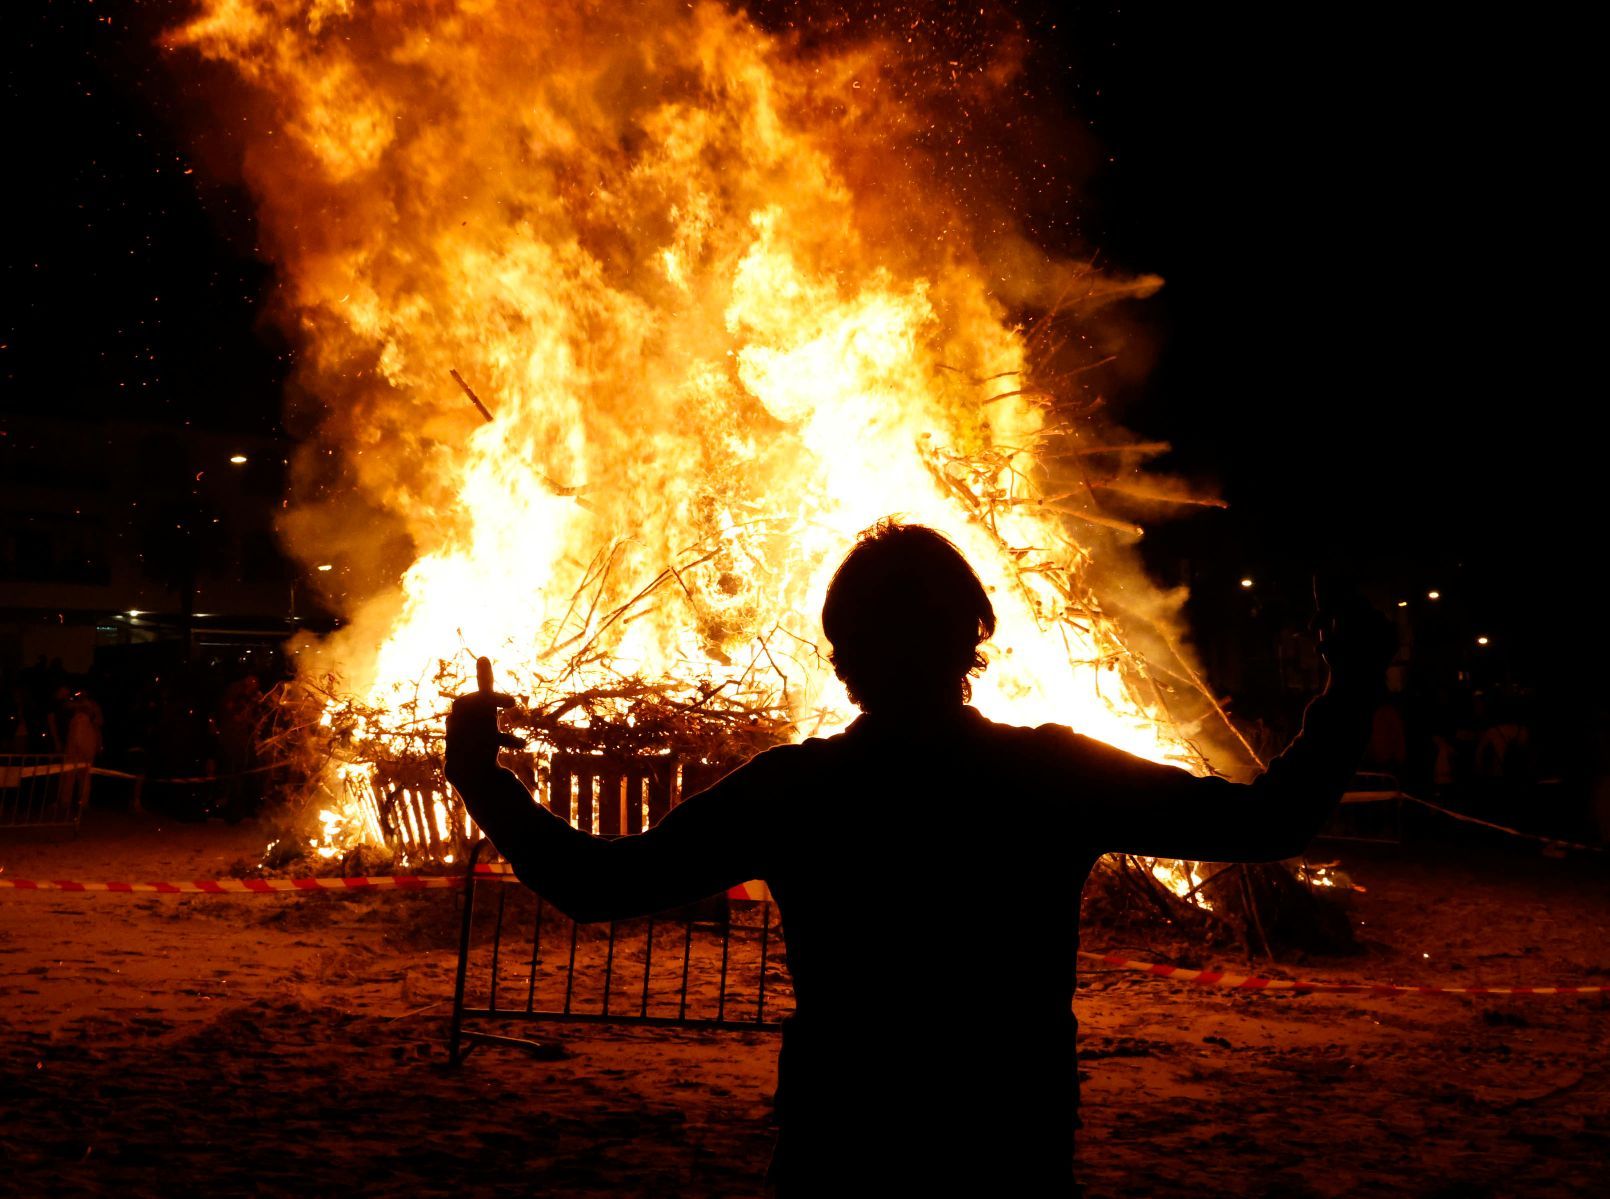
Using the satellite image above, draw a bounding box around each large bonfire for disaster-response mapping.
[171,1,1259,893]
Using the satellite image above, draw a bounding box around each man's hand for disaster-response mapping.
[1312,578,1396,690]
[444,656,524,790]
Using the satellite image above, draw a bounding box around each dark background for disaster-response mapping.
[2,1,1594,706]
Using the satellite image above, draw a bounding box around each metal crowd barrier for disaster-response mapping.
[448,840,790,1065]
[0,754,87,831]
[1326,770,1411,844]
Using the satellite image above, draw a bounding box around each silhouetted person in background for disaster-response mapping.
[3,674,30,752]
[46,684,74,753]
[215,672,264,823]
[447,521,1393,1195]
[1475,694,1533,787]
[61,688,103,815]
[1363,694,1408,779]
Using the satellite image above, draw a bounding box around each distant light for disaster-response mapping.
[229,454,248,465]
[1396,600,1408,608]
[316,563,333,572]
[1239,577,1254,589]
[1427,590,1441,601]
[126,609,141,618]
[1476,635,1490,646]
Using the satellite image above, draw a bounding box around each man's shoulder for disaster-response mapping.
[741,734,843,772]
[972,714,1161,784]
[743,711,1103,765]
[972,711,1090,755]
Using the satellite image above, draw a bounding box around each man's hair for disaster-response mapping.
[820,520,996,711]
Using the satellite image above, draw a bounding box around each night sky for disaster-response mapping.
[2,2,1592,681]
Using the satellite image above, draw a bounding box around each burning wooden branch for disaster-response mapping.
[451,366,595,509]
[450,368,496,423]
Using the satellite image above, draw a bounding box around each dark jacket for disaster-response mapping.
[454,683,1375,1193]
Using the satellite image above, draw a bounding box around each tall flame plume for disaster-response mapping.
[172,1,1227,873]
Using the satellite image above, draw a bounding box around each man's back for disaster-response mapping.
[761,708,1088,1189]
[455,688,1373,1191]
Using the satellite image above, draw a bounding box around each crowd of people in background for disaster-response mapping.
[4,656,98,757]
[1235,686,1537,791]
[1197,578,1605,840]
[1,656,106,817]
[1,650,281,823]
[1,637,1600,842]
[1231,677,1593,840]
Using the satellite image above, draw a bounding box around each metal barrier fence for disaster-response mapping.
[449,842,791,1064]
[1326,771,1411,844]
[0,754,86,831]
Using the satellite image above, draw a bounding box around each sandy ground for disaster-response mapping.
[2,810,1607,1198]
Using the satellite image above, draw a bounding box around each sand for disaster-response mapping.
[2,811,1606,1197]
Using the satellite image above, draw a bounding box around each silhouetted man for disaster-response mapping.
[447,521,1392,1195]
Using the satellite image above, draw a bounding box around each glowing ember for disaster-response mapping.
[1147,858,1208,904]
[1298,862,1364,894]
[310,808,348,860]
[172,1,1234,874]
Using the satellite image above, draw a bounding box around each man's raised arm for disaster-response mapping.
[1062,589,1394,863]
[445,661,780,922]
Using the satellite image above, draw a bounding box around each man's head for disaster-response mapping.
[821,520,995,713]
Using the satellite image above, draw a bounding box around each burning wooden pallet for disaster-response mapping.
[345,750,740,862]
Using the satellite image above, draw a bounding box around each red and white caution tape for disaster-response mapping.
[478,863,768,902]
[0,874,465,893]
[1077,951,1608,997]
[0,865,516,892]
[0,866,764,897]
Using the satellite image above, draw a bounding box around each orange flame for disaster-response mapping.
[172,1,1215,869]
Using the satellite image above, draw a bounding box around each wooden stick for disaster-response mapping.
[1039,502,1145,537]
[450,368,596,510]
[984,387,1056,405]
[450,369,495,423]
[1042,442,1173,458]
[1090,481,1228,508]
